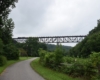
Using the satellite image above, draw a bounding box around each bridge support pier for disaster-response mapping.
[57,42,60,45]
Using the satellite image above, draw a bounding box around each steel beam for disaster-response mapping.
[13,35,86,43]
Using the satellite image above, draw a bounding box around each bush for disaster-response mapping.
[3,43,19,60]
[64,57,75,63]
[90,52,100,79]
[61,57,97,80]
[39,48,100,79]
[38,48,46,64]
[0,55,7,66]
[44,52,56,68]
[39,48,55,68]
[39,45,64,69]
[54,45,63,66]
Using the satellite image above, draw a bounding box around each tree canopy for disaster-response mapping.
[68,20,100,57]
[0,0,19,60]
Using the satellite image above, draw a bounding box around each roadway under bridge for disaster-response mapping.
[13,35,86,43]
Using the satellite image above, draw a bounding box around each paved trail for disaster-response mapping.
[0,58,45,80]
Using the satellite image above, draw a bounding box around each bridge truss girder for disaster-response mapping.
[13,35,86,43]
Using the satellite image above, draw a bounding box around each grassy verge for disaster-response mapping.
[30,58,82,80]
[0,57,32,74]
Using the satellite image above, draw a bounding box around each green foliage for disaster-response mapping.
[3,43,19,60]
[44,52,55,68]
[0,0,19,60]
[39,43,47,50]
[46,44,72,52]
[38,48,47,64]
[90,52,100,79]
[0,0,18,44]
[0,55,7,66]
[62,57,97,80]
[2,18,15,45]
[89,20,100,35]
[63,57,75,64]
[0,0,18,13]
[39,48,55,68]
[54,45,63,65]
[0,39,4,55]
[90,52,100,67]
[24,37,47,57]
[19,48,27,57]
[68,20,100,57]
[39,45,100,79]
[13,38,47,57]
[31,58,82,80]
[39,45,64,70]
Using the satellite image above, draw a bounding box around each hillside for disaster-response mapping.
[46,44,72,52]
[68,20,100,57]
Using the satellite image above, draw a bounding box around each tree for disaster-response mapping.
[0,0,18,39]
[19,48,27,57]
[3,43,19,60]
[68,20,100,57]
[25,37,39,56]
[24,37,47,57]
[0,39,4,55]
[39,43,47,50]
[0,0,18,13]
[54,45,63,65]
[90,52,100,78]
[2,18,14,45]
[0,0,19,60]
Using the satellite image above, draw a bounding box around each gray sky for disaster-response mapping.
[9,0,100,46]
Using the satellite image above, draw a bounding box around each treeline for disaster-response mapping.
[68,20,100,57]
[14,38,72,57]
[46,44,72,52]
[14,37,47,57]
[0,0,19,66]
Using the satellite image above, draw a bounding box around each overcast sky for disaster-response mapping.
[9,0,100,46]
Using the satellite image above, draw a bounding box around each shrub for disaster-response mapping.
[3,43,19,60]
[61,58,97,80]
[38,48,46,63]
[54,45,63,66]
[0,55,7,66]
[39,45,64,69]
[90,52,100,79]
[44,52,56,68]
[64,57,75,63]
[39,48,55,68]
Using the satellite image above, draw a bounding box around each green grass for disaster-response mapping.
[31,58,82,80]
[0,57,32,74]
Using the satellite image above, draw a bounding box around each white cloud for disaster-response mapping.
[34,0,100,36]
[9,0,100,46]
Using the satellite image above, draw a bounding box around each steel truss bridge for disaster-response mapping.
[13,35,86,43]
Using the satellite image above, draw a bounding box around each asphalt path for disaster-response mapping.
[0,58,45,80]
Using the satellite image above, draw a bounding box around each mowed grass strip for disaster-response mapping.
[0,57,32,74]
[30,58,82,80]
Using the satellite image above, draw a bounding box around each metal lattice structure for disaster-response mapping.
[13,35,86,43]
